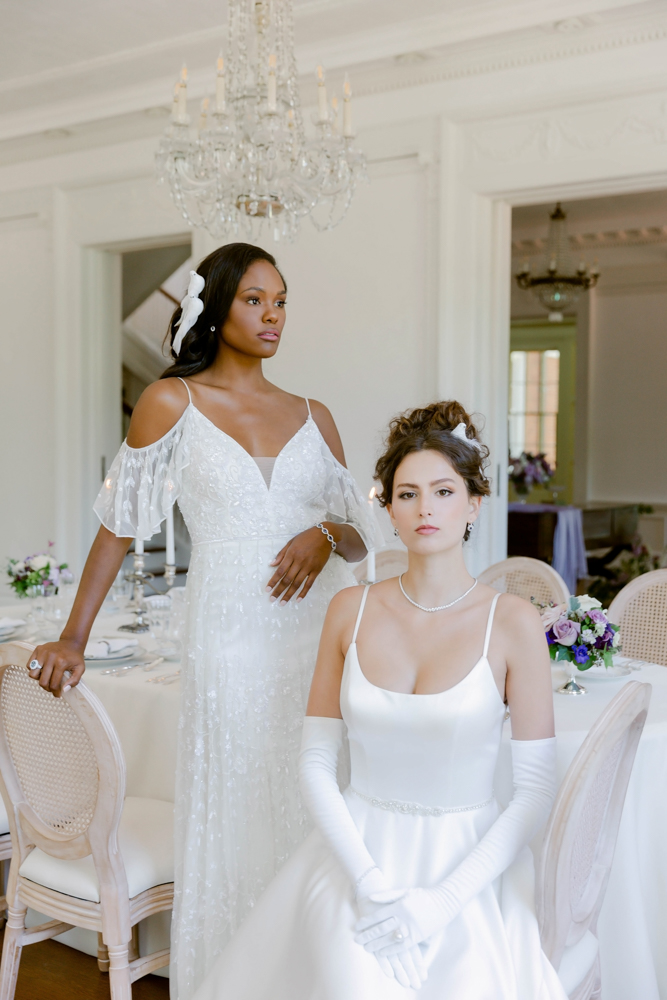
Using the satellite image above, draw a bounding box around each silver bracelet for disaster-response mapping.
[354,864,379,898]
[315,522,337,552]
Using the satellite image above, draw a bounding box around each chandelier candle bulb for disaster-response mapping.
[215,55,226,113]
[343,78,352,137]
[135,537,144,557]
[268,54,277,112]
[178,64,188,123]
[198,98,209,133]
[330,96,338,132]
[317,65,327,121]
[171,81,180,121]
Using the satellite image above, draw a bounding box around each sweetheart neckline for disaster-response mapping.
[346,642,505,706]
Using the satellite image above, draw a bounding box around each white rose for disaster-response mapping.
[28,555,50,571]
[13,561,26,574]
[577,595,602,612]
[612,631,621,647]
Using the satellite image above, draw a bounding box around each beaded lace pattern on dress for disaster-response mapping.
[94,390,377,1000]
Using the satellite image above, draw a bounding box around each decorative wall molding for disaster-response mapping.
[468,94,667,167]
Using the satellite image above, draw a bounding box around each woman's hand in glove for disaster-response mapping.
[355,887,447,957]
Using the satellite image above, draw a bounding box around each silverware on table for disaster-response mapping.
[103,656,164,677]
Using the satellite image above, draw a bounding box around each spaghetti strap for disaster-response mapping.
[304,397,312,418]
[352,585,371,644]
[177,376,193,405]
[482,593,501,659]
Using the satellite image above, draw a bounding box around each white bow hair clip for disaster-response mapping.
[451,422,483,452]
[172,270,206,355]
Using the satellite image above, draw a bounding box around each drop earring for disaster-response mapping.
[394,528,399,537]
[210,325,216,332]
[467,522,474,533]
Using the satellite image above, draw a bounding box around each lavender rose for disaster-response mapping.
[552,618,581,646]
[588,609,607,626]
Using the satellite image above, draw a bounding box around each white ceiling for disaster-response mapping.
[2,0,648,83]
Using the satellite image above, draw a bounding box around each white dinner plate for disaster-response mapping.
[0,627,21,639]
[85,649,138,663]
[580,664,632,681]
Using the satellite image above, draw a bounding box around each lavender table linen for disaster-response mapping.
[508,503,588,594]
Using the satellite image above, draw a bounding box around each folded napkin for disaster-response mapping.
[0,618,27,630]
[85,638,139,658]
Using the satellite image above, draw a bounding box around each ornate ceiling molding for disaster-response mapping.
[513,226,667,256]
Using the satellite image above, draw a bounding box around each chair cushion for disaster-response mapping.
[557,929,600,995]
[19,797,173,903]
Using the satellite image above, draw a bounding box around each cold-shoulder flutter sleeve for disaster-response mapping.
[319,447,383,553]
[93,411,191,539]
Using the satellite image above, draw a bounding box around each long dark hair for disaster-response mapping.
[161,242,285,379]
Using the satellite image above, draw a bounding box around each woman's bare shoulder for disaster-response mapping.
[126,378,190,448]
[307,398,346,465]
[492,591,546,650]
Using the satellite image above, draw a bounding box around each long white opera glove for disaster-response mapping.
[354,737,557,957]
[299,717,427,989]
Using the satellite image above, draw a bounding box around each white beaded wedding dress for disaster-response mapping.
[192,588,567,1000]
[94,385,377,999]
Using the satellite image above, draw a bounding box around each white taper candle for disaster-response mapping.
[166,506,175,566]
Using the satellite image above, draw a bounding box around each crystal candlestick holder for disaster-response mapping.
[558,666,587,696]
[119,552,153,634]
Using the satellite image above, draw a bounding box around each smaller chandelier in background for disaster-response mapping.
[155,0,366,243]
[515,203,600,322]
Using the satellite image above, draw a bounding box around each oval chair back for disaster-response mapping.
[608,569,667,666]
[536,680,651,998]
[479,556,570,605]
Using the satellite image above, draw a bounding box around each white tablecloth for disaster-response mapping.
[497,661,667,1000]
[2,604,666,993]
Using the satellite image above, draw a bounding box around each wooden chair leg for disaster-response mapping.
[127,924,139,963]
[107,944,132,1000]
[97,932,110,973]
[0,904,27,1000]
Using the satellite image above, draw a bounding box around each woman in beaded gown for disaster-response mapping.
[193,401,567,1000]
[29,244,377,999]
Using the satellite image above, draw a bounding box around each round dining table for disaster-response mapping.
[1,601,665,995]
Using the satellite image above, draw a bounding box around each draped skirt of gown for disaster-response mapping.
[94,395,378,999]
[191,591,567,1000]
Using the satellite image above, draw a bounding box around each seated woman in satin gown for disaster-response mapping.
[194,400,567,999]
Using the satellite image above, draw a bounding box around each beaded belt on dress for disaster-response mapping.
[349,786,494,817]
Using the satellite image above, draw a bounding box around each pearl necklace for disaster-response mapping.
[398,574,478,613]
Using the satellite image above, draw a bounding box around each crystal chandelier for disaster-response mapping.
[156,0,366,242]
[515,204,600,322]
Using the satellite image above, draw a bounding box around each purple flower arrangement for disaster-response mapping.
[6,542,71,598]
[509,452,554,495]
[534,594,620,671]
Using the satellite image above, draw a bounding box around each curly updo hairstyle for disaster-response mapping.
[374,401,491,542]
[161,242,285,380]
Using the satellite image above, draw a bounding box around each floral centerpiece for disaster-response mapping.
[534,594,620,695]
[6,543,70,598]
[509,451,554,496]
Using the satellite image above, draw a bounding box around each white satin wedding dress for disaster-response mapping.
[94,382,377,999]
[193,589,566,1000]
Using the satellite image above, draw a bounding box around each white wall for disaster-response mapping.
[589,286,667,503]
[268,157,434,502]
[0,219,55,569]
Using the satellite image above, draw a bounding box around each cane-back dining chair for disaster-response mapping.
[353,548,409,584]
[608,569,667,666]
[537,680,651,999]
[0,642,174,1000]
[479,556,570,605]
